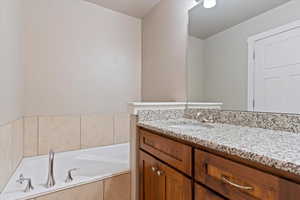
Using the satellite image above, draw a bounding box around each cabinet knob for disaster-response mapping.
[151,166,158,172]
[157,170,164,176]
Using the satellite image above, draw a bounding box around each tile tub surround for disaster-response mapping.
[138,118,300,176]
[7,173,130,200]
[29,173,130,200]
[1,144,130,200]
[103,172,131,200]
[0,119,24,192]
[185,108,300,133]
[36,181,103,200]
[0,112,130,194]
[23,113,131,157]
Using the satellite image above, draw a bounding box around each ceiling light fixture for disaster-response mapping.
[203,0,216,9]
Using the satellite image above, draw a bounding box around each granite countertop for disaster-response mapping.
[138,118,300,176]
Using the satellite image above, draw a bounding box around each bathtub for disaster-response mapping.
[0,143,129,200]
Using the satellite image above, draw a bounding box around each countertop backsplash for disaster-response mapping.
[137,109,185,122]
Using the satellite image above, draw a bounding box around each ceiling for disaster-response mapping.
[189,0,291,39]
[85,0,161,18]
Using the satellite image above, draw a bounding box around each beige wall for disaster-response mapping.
[0,0,24,190]
[23,0,141,116]
[142,0,197,101]
[1,0,139,191]
[187,36,204,102]
[0,0,24,125]
[202,1,300,110]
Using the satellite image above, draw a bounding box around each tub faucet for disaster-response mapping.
[46,150,55,188]
[17,174,34,193]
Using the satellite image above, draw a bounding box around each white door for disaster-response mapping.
[254,27,300,113]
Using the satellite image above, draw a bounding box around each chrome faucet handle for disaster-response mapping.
[17,174,34,193]
[16,174,25,184]
[201,118,211,123]
[196,112,214,123]
[65,168,78,183]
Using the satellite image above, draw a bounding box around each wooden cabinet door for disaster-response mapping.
[160,159,192,200]
[140,150,164,200]
[139,150,192,200]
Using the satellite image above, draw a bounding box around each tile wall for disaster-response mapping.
[0,119,24,191]
[24,113,130,157]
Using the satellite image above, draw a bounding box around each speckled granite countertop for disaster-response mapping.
[138,118,300,176]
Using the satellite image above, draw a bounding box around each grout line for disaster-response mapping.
[80,115,82,149]
[37,116,40,156]
[103,180,105,200]
[0,116,23,128]
[22,116,25,159]
[113,114,116,145]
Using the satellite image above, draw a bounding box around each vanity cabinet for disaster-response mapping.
[138,127,300,200]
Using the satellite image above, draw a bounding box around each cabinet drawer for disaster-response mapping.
[194,149,300,200]
[139,128,192,176]
[195,184,225,200]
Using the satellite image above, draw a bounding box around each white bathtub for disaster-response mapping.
[0,143,129,200]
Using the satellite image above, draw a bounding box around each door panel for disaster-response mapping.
[160,162,192,200]
[254,27,300,113]
[139,151,163,200]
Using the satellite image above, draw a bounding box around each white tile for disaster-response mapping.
[104,173,131,200]
[0,123,12,191]
[11,119,24,169]
[37,181,103,200]
[24,117,38,157]
[81,114,114,148]
[114,113,130,144]
[38,116,81,155]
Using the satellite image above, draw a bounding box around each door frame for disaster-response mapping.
[247,20,300,111]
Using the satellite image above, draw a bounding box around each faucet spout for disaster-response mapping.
[46,150,55,188]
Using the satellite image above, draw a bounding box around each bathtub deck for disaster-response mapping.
[0,143,129,200]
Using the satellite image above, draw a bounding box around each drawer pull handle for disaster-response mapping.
[157,170,164,176]
[151,166,158,172]
[221,176,253,191]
